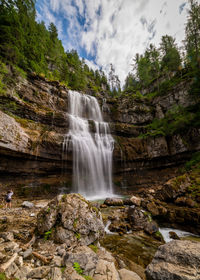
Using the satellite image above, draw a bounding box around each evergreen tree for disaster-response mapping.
[185,0,200,67]
[160,35,181,72]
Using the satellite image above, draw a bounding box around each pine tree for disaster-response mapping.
[185,0,200,66]
[160,35,181,72]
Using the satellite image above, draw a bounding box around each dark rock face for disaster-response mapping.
[145,240,200,280]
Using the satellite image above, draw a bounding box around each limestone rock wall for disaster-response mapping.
[0,71,199,194]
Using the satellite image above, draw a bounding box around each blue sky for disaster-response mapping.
[36,0,195,84]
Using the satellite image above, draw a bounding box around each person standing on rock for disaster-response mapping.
[5,190,14,208]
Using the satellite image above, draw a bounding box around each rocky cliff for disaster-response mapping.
[0,70,199,196]
[109,80,200,192]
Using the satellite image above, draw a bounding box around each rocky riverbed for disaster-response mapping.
[0,193,199,280]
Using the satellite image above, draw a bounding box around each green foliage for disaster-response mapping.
[75,232,81,240]
[185,152,200,170]
[160,35,181,72]
[89,244,98,253]
[139,105,199,138]
[0,273,6,280]
[185,0,200,67]
[0,273,19,280]
[60,266,66,274]
[73,262,94,280]
[44,230,52,240]
[0,0,110,93]
[0,60,8,95]
[73,262,83,275]
[73,218,78,228]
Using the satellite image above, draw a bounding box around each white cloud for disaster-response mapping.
[36,0,193,84]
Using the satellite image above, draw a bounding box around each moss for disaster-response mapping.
[73,218,78,228]
[172,174,187,190]
[143,211,152,222]
[62,194,67,201]
[44,230,52,240]
[73,262,94,280]
[138,105,198,139]
[75,232,81,240]
[88,244,98,253]
[0,273,6,280]
[60,266,66,274]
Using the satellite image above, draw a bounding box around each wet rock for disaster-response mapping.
[169,231,180,240]
[123,198,134,206]
[108,221,131,234]
[186,198,196,208]
[130,196,142,207]
[146,202,159,217]
[127,206,159,236]
[146,240,200,280]
[119,268,142,280]
[37,194,104,246]
[104,197,124,206]
[174,196,186,205]
[127,207,147,230]
[100,204,108,208]
[144,221,159,235]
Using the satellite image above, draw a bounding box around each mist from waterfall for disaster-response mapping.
[63,90,114,200]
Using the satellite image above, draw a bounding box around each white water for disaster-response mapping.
[63,90,114,200]
[159,227,199,243]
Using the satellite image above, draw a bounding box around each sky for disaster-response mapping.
[36,0,194,85]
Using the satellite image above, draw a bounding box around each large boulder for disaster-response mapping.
[37,194,105,246]
[145,240,200,280]
[127,207,159,234]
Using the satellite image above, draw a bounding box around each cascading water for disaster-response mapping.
[63,90,114,200]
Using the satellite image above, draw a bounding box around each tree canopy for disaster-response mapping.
[0,0,110,93]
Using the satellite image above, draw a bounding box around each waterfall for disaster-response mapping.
[64,90,114,200]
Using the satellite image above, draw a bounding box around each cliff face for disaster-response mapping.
[0,71,199,196]
[109,79,200,191]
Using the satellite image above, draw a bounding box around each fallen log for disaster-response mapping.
[32,251,53,264]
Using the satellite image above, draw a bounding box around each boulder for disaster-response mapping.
[119,268,142,280]
[130,195,142,207]
[146,240,200,280]
[27,266,50,279]
[93,259,119,280]
[127,207,158,234]
[37,194,105,246]
[146,202,159,216]
[22,201,35,208]
[63,245,98,275]
[104,197,124,206]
